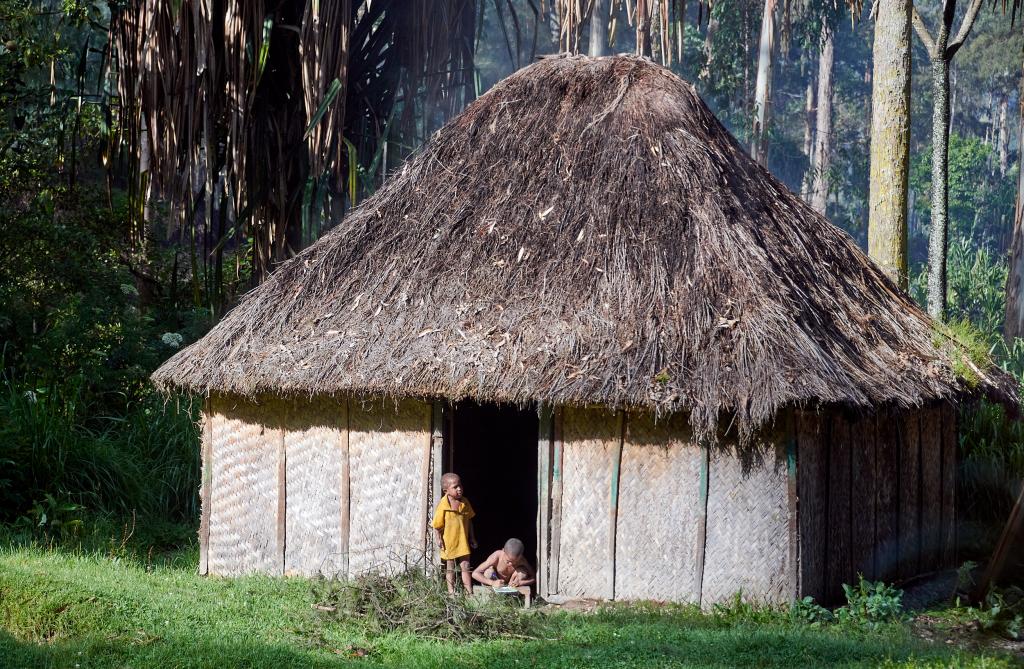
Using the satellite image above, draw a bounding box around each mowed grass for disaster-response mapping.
[0,544,1018,669]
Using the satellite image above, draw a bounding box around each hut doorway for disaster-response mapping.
[448,401,539,569]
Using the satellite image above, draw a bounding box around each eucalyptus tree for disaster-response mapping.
[867,0,913,291]
[911,0,985,320]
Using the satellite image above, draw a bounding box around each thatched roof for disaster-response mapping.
[153,54,1016,437]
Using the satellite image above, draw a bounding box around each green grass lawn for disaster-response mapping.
[0,542,1019,669]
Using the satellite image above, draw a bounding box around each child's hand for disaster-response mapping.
[438,538,445,551]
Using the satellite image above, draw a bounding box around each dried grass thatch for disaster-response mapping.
[153,55,1016,438]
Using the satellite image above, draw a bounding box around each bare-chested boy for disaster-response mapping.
[471,538,535,590]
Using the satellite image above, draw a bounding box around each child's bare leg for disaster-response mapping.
[444,559,457,593]
[459,558,473,594]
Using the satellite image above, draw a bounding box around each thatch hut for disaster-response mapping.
[153,55,1014,605]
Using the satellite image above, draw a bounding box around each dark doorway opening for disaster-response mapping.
[448,401,539,571]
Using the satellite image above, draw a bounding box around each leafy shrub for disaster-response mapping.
[835,577,906,628]
[972,587,1024,641]
[790,596,834,626]
[312,565,533,641]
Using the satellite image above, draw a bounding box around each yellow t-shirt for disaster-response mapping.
[431,495,475,560]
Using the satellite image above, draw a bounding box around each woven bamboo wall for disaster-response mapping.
[796,403,957,605]
[207,396,284,575]
[615,411,704,602]
[701,439,791,605]
[347,397,431,576]
[283,397,346,577]
[557,406,620,599]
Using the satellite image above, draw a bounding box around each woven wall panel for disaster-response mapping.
[348,397,431,576]
[615,411,702,602]
[284,397,346,577]
[557,406,619,599]
[702,441,789,605]
[208,395,283,576]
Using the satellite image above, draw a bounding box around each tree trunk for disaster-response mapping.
[637,0,652,57]
[999,95,1009,176]
[810,26,834,216]
[751,0,778,165]
[867,0,912,290]
[589,0,611,56]
[926,52,951,320]
[801,77,815,200]
[700,16,718,81]
[1004,61,1024,342]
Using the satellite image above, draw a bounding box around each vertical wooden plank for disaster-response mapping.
[340,398,351,578]
[787,422,799,603]
[276,420,287,576]
[607,411,625,599]
[548,407,564,596]
[940,403,958,568]
[797,411,828,601]
[920,405,942,572]
[851,412,877,580]
[827,411,853,604]
[537,404,552,598]
[420,409,434,560]
[875,408,899,582]
[695,441,710,607]
[898,410,921,580]
[430,402,444,566]
[198,398,213,576]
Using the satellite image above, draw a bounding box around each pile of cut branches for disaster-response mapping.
[312,564,532,641]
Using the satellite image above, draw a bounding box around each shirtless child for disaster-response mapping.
[471,538,535,590]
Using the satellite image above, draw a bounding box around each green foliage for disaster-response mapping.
[0,542,1018,668]
[910,134,1015,254]
[790,596,835,626]
[835,577,907,629]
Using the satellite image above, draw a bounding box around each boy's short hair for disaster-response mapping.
[503,538,525,557]
[441,472,460,490]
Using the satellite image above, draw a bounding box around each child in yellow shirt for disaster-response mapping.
[431,472,477,594]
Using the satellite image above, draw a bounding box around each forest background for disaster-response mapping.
[2,0,1023,569]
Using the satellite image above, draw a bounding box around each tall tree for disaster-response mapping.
[867,0,912,290]
[589,0,611,56]
[911,0,984,320]
[809,22,835,215]
[1004,60,1024,342]
[751,0,779,165]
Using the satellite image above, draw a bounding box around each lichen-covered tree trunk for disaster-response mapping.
[1004,61,1024,342]
[810,26,834,216]
[751,0,778,166]
[926,52,951,320]
[589,0,611,56]
[867,0,912,290]
[998,95,1009,176]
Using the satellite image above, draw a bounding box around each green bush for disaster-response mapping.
[835,577,906,628]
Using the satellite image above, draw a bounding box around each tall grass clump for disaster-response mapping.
[0,374,200,535]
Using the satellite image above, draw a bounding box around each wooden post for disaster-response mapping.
[198,397,213,576]
[537,404,553,598]
[786,412,799,602]
[340,398,351,578]
[548,407,564,597]
[276,421,287,576]
[430,402,445,566]
[695,439,710,607]
[608,410,626,600]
